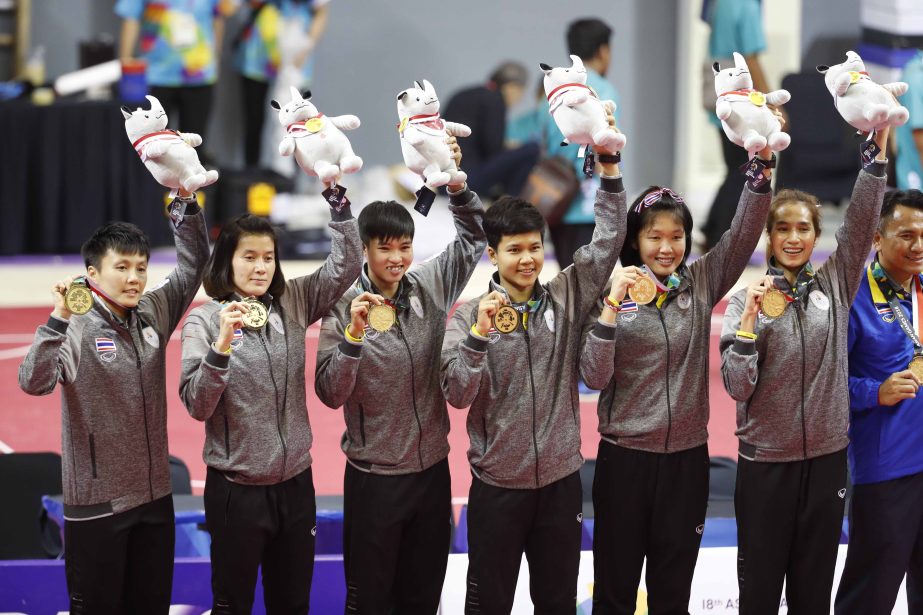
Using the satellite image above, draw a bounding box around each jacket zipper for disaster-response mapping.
[657,310,673,451]
[795,304,808,459]
[258,332,287,481]
[129,322,153,500]
[396,324,425,470]
[524,317,540,487]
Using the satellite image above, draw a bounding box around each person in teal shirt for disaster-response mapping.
[538,18,621,270]
[702,0,778,251]
[117,0,234,148]
[234,0,331,168]
[896,50,923,191]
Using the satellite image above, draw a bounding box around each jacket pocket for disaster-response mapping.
[224,416,230,459]
[89,434,98,479]
[358,405,367,447]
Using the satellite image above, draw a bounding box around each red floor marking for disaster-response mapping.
[0,303,738,497]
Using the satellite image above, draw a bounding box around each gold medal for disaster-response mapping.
[628,276,657,305]
[241,297,269,330]
[910,356,923,383]
[761,288,788,318]
[64,279,93,315]
[748,91,766,106]
[492,305,519,334]
[368,304,396,333]
[305,117,324,133]
[849,71,861,84]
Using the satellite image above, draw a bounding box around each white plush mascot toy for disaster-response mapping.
[540,54,625,154]
[714,52,791,154]
[122,95,218,193]
[396,79,470,191]
[816,50,909,132]
[272,86,363,185]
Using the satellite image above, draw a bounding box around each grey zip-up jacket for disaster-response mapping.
[581,182,772,454]
[314,189,486,475]
[18,203,209,519]
[720,165,886,462]
[440,177,626,489]
[179,206,362,485]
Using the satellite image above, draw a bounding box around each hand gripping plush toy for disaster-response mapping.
[272,86,363,185]
[540,54,625,163]
[122,95,219,194]
[396,79,470,215]
[816,50,909,133]
[713,52,791,154]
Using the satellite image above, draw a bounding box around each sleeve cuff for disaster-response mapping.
[600,176,624,193]
[205,347,231,369]
[464,332,490,352]
[865,160,887,178]
[750,179,772,194]
[593,321,617,340]
[732,339,757,355]
[330,204,354,223]
[338,339,363,358]
[45,315,70,335]
[448,185,475,206]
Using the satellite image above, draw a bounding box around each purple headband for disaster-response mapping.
[635,187,685,213]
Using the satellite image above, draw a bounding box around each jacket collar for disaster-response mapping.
[358,264,413,311]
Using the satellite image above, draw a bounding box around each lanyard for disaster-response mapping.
[880,276,923,354]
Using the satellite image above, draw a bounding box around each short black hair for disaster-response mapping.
[488,61,529,89]
[879,189,923,233]
[203,214,286,300]
[484,196,546,249]
[567,18,613,60]
[81,222,150,270]
[619,187,694,268]
[358,201,415,246]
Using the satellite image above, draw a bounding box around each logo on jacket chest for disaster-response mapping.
[95,337,117,363]
[142,326,160,349]
[231,328,244,350]
[410,295,424,319]
[269,312,285,334]
[809,290,830,311]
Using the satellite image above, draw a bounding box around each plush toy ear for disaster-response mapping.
[302,90,312,100]
[422,79,435,94]
[270,99,281,110]
[289,86,302,101]
[539,62,552,73]
[145,95,164,112]
[732,52,748,71]
[569,54,586,72]
[120,105,133,120]
[816,65,829,74]
[397,91,408,102]
[712,61,721,76]
[413,80,424,91]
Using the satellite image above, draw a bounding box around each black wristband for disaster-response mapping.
[597,152,621,164]
[755,154,776,169]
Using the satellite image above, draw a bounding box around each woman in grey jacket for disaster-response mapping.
[579,141,775,613]
[718,128,888,614]
[179,207,362,614]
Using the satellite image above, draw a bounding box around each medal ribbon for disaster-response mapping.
[870,261,923,353]
[286,113,324,135]
[767,259,815,303]
[397,113,444,134]
[85,278,132,312]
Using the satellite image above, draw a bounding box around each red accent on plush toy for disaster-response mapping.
[546,82,593,103]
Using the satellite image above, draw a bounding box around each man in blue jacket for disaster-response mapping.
[838,188,923,613]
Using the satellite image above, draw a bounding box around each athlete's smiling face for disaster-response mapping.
[876,204,923,284]
[87,250,148,311]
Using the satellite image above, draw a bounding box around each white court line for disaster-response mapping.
[0,440,14,454]
[0,345,31,360]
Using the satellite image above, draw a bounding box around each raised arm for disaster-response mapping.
[690,149,774,304]
[285,205,363,327]
[824,130,888,303]
[137,196,210,338]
